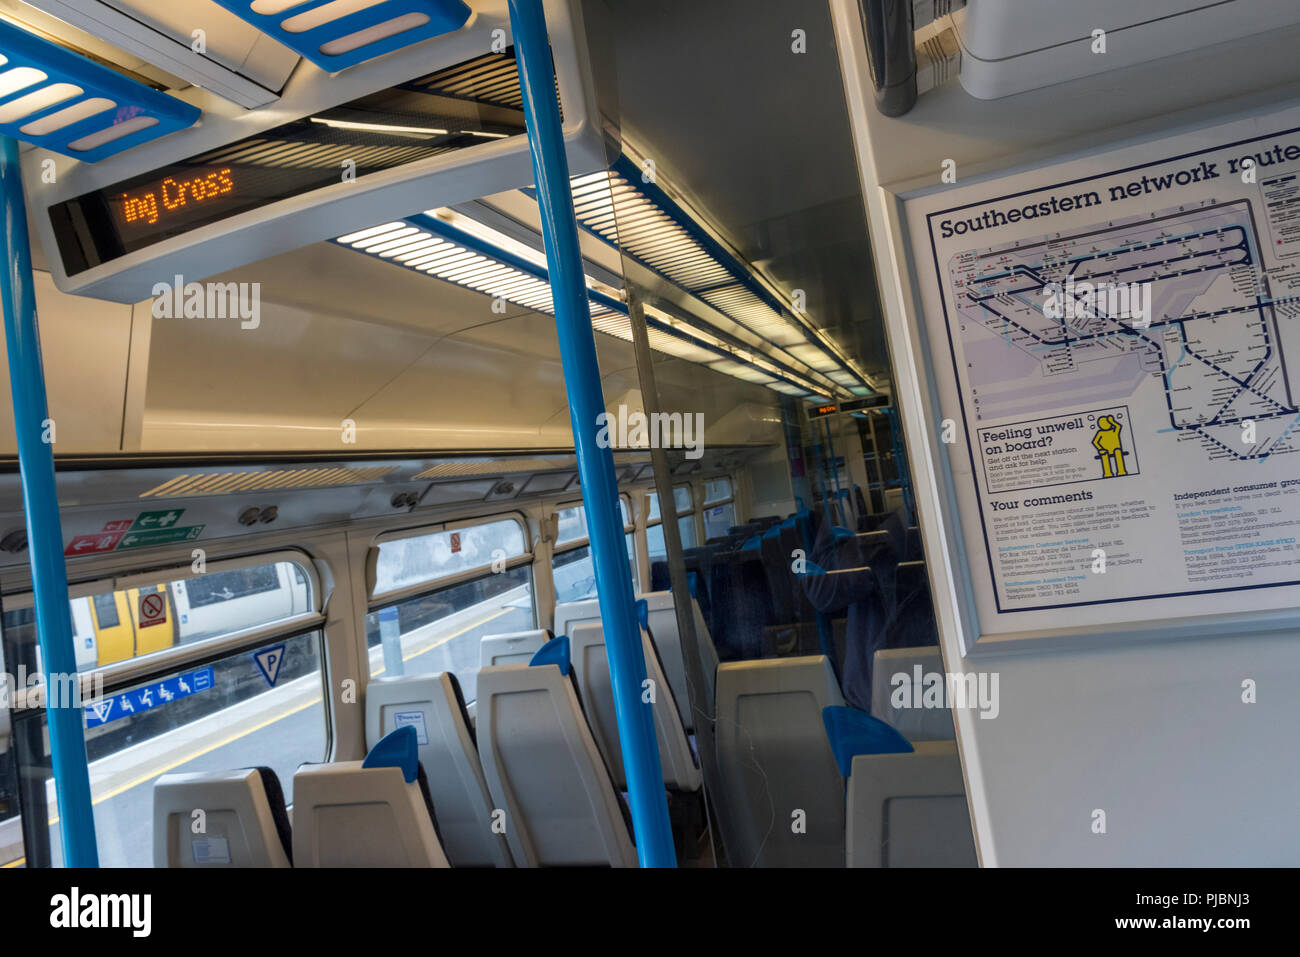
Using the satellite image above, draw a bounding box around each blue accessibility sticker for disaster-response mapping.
[84,666,215,728]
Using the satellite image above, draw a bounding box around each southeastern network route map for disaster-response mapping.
[946,200,1300,462]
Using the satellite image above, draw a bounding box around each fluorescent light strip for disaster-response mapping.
[336,217,828,399]
[311,116,449,136]
[563,163,870,394]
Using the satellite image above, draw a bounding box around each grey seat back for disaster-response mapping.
[845,742,976,867]
[870,646,955,741]
[557,592,718,731]
[365,673,514,867]
[292,761,450,867]
[568,621,702,792]
[476,662,637,867]
[714,654,846,867]
[553,598,602,640]
[637,590,718,731]
[480,628,552,668]
[153,768,292,867]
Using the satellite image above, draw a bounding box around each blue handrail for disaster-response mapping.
[0,19,198,162]
[507,0,676,867]
[211,0,471,73]
[0,137,98,866]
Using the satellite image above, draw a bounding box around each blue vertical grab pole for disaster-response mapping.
[507,0,676,866]
[0,137,98,867]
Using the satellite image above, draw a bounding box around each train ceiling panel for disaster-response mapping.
[21,0,613,303]
[334,143,880,403]
[22,0,301,105]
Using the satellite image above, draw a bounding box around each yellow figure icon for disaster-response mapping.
[1092,415,1127,477]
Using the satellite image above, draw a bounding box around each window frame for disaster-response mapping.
[700,474,737,540]
[550,496,636,558]
[366,511,533,609]
[4,549,325,709]
[702,475,735,508]
[645,483,694,526]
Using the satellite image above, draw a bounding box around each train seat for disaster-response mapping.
[557,591,717,731]
[640,590,718,729]
[153,767,293,867]
[903,525,924,562]
[365,673,514,867]
[757,526,795,624]
[801,563,888,712]
[878,509,908,560]
[845,742,976,868]
[650,559,671,592]
[479,628,553,668]
[476,645,638,867]
[713,654,847,866]
[839,647,973,867]
[568,621,702,792]
[292,727,450,867]
[553,597,602,638]
[869,646,955,741]
[888,562,939,649]
[708,552,776,660]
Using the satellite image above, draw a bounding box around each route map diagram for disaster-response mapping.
[946,200,1300,464]
[909,120,1300,635]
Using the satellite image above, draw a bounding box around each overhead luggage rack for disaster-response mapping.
[213,0,474,73]
[0,18,198,162]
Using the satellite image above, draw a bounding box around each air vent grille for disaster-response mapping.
[139,465,399,498]
[412,458,575,480]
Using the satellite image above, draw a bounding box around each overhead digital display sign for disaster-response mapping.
[111,167,236,232]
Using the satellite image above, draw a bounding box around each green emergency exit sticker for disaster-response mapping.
[131,509,185,530]
[116,525,204,550]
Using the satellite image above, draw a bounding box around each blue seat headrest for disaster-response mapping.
[685,570,700,599]
[762,525,781,541]
[362,725,419,783]
[741,535,761,552]
[636,598,649,631]
[821,706,913,777]
[529,634,571,676]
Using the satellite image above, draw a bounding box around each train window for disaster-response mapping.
[2,555,318,677]
[551,499,639,601]
[11,630,326,868]
[551,537,640,604]
[646,517,698,564]
[703,502,736,540]
[367,515,536,702]
[184,565,280,607]
[703,477,734,505]
[647,484,694,522]
[366,565,535,703]
[647,483,698,561]
[90,593,120,630]
[555,503,589,547]
[702,476,737,539]
[554,499,631,548]
[373,517,527,598]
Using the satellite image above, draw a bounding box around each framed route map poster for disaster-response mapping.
[903,105,1300,649]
